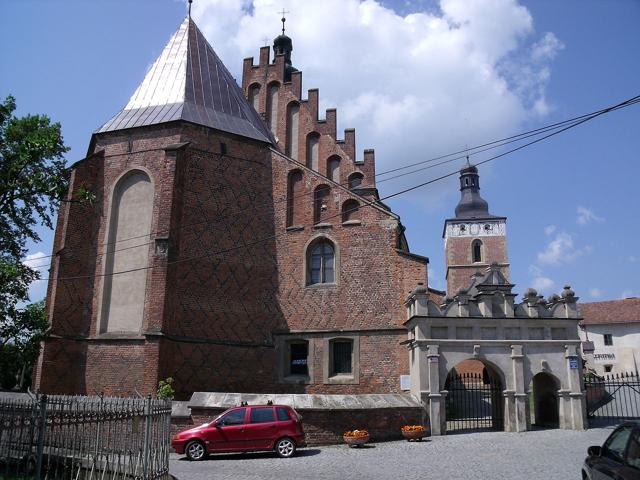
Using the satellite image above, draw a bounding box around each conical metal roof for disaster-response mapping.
[96,17,273,144]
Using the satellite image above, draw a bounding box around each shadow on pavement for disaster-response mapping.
[177,448,322,461]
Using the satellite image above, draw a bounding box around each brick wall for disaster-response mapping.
[242,47,375,189]
[445,234,509,295]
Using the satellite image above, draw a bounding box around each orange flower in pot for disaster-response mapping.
[343,429,370,447]
[401,425,428,441]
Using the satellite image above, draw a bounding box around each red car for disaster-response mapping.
[172,404,306,460]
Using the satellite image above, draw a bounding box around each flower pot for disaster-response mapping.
[343,434,370,447]
[401,429,428,441]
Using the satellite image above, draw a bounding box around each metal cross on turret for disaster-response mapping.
[279,8,289,35]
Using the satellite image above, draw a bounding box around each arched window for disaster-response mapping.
[306,132,320,170]
[266,82,279,135]
[348,172,364,189]
[285,102,300,159]
[307,238,335,285]
[314,184,330,223]
[248,83,261,112]
[472,239,483,263]
[101,170,154,333]
[327,155,340,182]
[342,199,359,223]
[286,169,303,227]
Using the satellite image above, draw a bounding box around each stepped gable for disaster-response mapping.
[97,17,273,144]
[242,35,376,193]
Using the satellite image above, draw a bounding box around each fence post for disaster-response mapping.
[142,395,152,480]
[94,392,104,469]
[34,394,47,480]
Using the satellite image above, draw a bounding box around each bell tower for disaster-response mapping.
[444,161,509,295]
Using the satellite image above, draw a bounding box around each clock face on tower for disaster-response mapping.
[445,221,506,238]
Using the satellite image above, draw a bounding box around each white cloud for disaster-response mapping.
[531,32,564,62]
[577,206,604,226]
[531,275,554,293]
[588,288,603,299]
[528,264,554,293]
[21,251,48,302]
[191,0,561,204]
[628,256,639,263]
[537,231,592,266]
[22,251,48,272]
[544,225,556,236]
[621,289,639,299]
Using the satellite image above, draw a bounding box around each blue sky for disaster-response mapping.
[1,0,638,304]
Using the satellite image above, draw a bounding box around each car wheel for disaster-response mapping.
[275,437,296,458]
[185,440,206,461]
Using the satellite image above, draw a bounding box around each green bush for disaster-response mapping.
[157,377,175,400]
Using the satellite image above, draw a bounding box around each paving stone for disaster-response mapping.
[170,427,614,480]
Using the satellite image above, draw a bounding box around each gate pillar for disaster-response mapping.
[506,345,527,432]
[425,345,446,436]
[561,345,587,430]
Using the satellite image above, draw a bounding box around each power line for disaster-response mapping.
[381,94,640,201]
[377,96,640,185]
[37,93,639,283]
[23,94,640,266]
[375,96,640,177]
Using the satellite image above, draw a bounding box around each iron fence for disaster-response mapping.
[0,393,171,480]
[444,372,504,432]
[584,372,640,427]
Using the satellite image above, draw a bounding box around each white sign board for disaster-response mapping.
[400,375,411,391]
[592,352,617,364]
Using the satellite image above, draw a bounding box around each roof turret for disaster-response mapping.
[273,12,298,81]
[454,159,496,219]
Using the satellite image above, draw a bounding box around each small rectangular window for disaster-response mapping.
[603,334,613,346]
[220,142,227,155]
[289,342,309,376]
[276,407,291,421]
[250,407,275,424]
[332,340,352,375]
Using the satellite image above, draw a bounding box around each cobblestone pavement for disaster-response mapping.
[170,427,614,480]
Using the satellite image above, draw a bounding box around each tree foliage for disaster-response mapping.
[0,301,47,389]
[0,95,69,389]
[0,95,69,259]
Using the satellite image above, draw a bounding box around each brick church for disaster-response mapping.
[34,14,437,399]
[35,13,585,437]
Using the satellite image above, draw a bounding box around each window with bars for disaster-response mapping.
[308,239,335,285]
[604,333,613,346]
[289,341,309,376]
[331,340,353,376]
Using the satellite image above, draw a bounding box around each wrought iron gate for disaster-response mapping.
[445,372,504,432]
[585,372,640,427]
